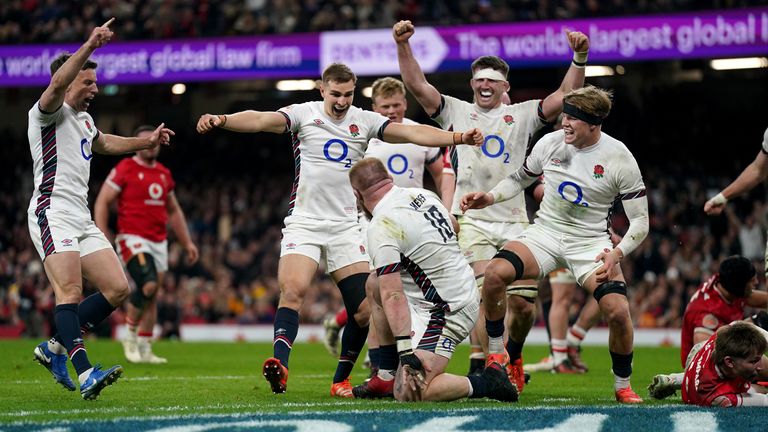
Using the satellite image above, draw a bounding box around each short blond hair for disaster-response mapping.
[322,63,357,85]
[563,86,613,120]
[371,77,406,101]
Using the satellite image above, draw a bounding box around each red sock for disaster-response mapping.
[335,309,348,327]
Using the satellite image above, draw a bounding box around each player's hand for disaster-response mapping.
[594,247,622,283]
[460,192,494,212]
[197,114,223,134]
[148,123,175,147]
[461,128,484,147]
[87,18,115,49]
[400,353,428,393]
[704,195,727,215]
[185,242,199,265]
[393,20,415,43]
[565,29,589,54]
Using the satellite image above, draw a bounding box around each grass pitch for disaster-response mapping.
[0,338,685,424]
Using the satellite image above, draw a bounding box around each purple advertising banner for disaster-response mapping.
[1,8,766,86]
[322,8,768,75]
[0,33,320,87]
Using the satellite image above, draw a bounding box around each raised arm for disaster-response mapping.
[93,123,174,155]
[393,21,442,116]
[382,122,482,148]
[166,192,199,265]
[40,19,114,113]
[539,31,589,122]
[196,111,287,135]
[705,150,768,215]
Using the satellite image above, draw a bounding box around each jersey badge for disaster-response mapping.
[313,119,324,125]
[61,239,73,246]
[593,164,605,179]
[359,245,366,254]
[138,172,144,181]
[469,113,479,121]
[349,124,360,137]
[702,314,719,330]
[551,158,561,167]
[85,120,93,134]
[503,115,515,125]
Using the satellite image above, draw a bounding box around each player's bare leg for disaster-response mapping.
[482,242,540,394]
[353,273,396,398]
[505,288,536,391]
[582,269,641,404]
[549,280,583,373]
[567,296,601,372]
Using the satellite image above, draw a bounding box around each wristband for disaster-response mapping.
[218,114,227,127]
[396,336,413,355]
[710,192,728,206]
[453,132,461,146]
[572,51,588,68]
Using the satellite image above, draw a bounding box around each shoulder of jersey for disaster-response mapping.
[402,118,419,126]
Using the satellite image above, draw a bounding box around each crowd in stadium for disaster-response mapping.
[2,114,766,338]
[2,0,767,44]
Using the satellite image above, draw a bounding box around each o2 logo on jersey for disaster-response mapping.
[387,154,414,179]
[481,135,510,164]
[323,139,352,168]
[148,183,164,199]
[80,138,93,160]
[557,181,589,207]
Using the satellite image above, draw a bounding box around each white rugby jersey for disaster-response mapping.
[526,130,645,236]
[279,101,389,221]
[761,127,768,153]
[365,118,441,188]
[368,186,478,312]
[433,95,544,223]
[27,101,100,218]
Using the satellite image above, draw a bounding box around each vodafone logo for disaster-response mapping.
[148,183,163,199]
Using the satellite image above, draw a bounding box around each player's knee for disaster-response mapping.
[491,249,524,281]
[483,264,509,293]
[278,286,304,309]
[57,282,84,303]
[593,280,627,303]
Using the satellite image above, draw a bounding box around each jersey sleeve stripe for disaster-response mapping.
[279,111,291,132]
[376,263,401,276]
[430,95,446,119]
[522,161,542,177]
[618,189,647,200]
[37,102,62,115]
[106,178,122,191]
[536,100,550,124]
[376,119,392,141]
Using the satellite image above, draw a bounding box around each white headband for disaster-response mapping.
[472,68,507,82]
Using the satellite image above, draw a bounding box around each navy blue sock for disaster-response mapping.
[55,304,92,375]
[486,318,504,338]
[368,347,381,369]
[610,351,633,378]
[53,292,115,343]
[467,374,487,398]
[333,317,368,383]
[378,344,398,371]
[506,338,525,362]
[273,307,299,369]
